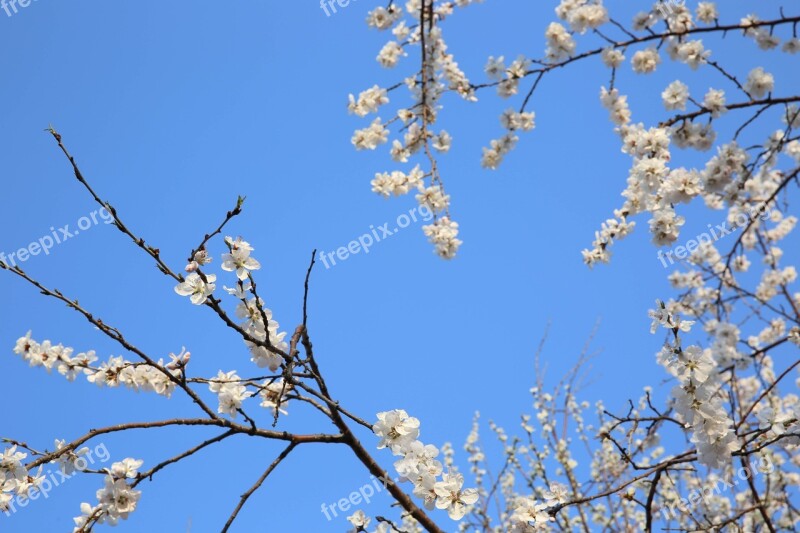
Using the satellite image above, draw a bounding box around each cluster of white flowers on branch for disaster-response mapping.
[72,459,143,531]
[349,0,496,258]
[1,440,143,532]
[440,323,800,531]
[1,445,45,513]
[345,3,800,530]
[350,4,800,531]
[373,410,478,520]
[1,129,462,533]
[13,332,182,396]
[650,301,739,469]
[3,1,800,531]
[351,0,800,264]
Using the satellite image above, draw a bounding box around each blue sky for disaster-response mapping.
[0,1,797,531]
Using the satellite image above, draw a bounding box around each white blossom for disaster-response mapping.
[174,273,216,305]
[744,67,775,99]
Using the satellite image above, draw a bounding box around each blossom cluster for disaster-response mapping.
[207,370,292,418]
[72,459,143,531]
[345,509,423,533]
[650,302,740,468]
[479,107,535,170]
[10,328,293,422]
[584,97,800,266]
[1,445,45,513]
[1,442,142,531]
[12,332,183,398]
[176,236,262,304]
[352,0,799,263]
[176,237,290,373]
[550,4,799,268]
[4,1,800,531]
[741,13,800,53]
[5,225,306,529]
[372,409,478,521]
[349,1,491,258]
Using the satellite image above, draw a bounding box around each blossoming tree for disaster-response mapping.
[3,0,800,531]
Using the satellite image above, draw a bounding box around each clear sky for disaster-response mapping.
[0,1,796,532]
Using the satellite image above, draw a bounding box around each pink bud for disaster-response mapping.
[194,250,211,265]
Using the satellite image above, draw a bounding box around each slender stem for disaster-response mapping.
[220,442,298,533]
